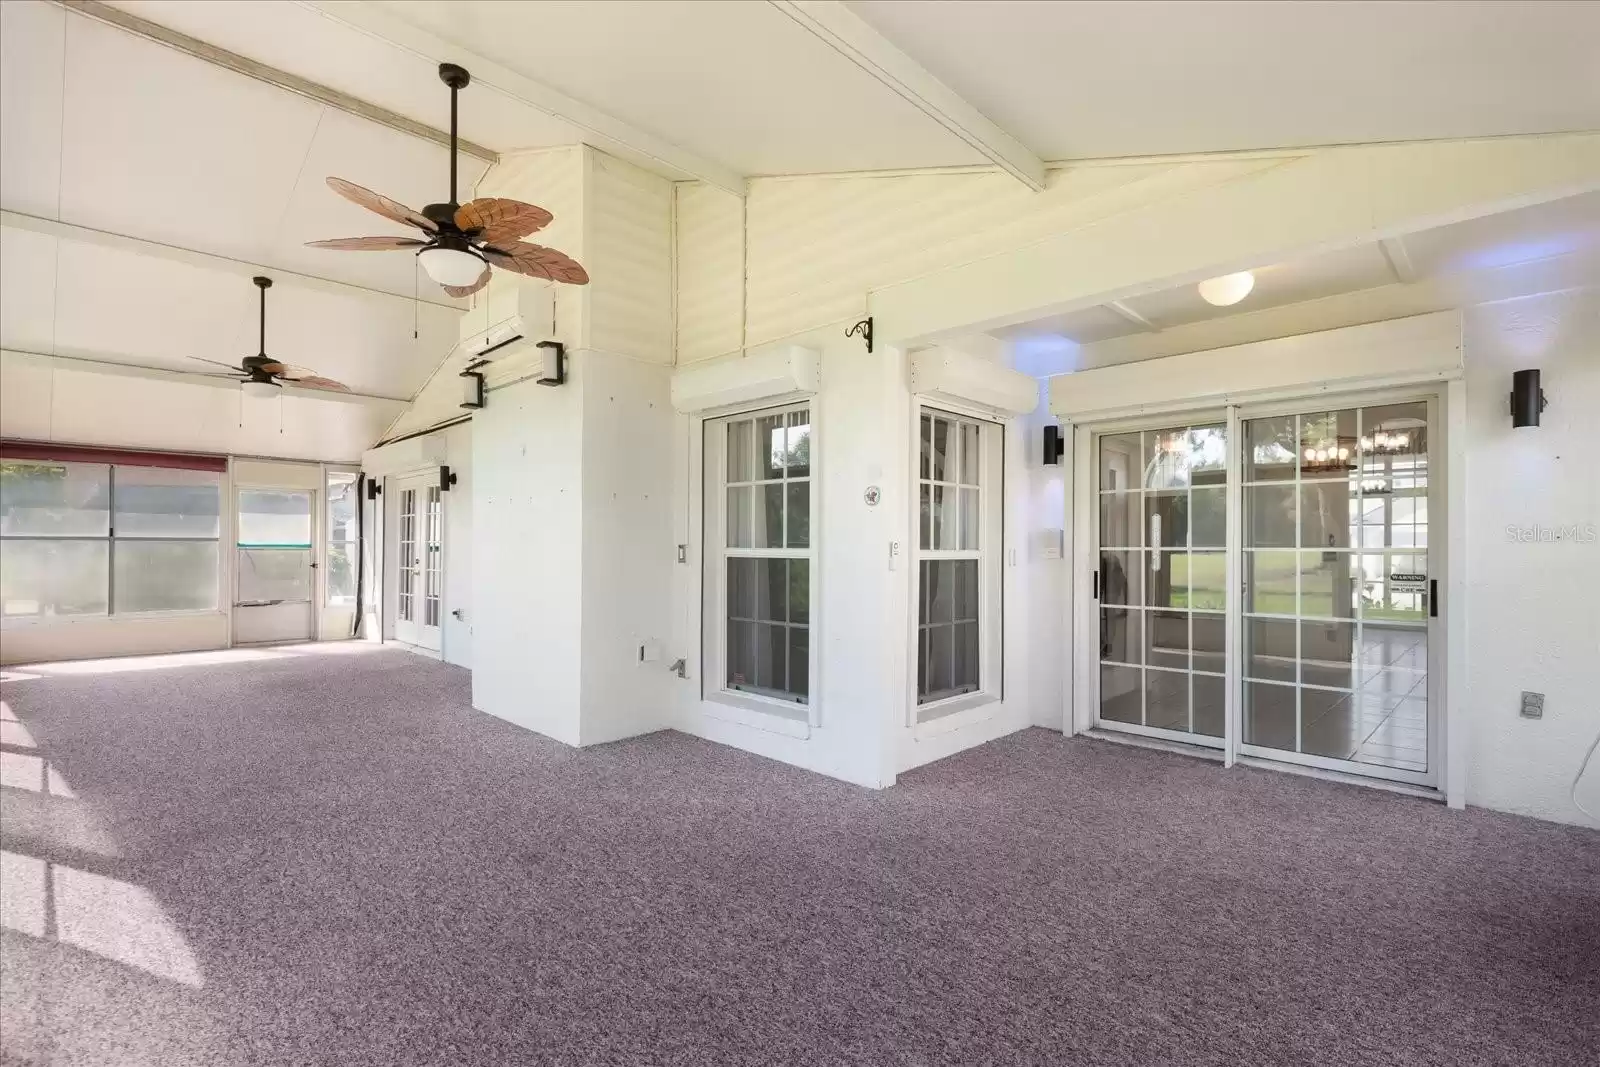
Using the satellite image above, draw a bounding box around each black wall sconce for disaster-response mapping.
[459,365,486,409]
[1510,368,1548,428]
[1043,424,1065,465]
[365,479,381,501]
[535,340,566,386]
[439,465,458,492]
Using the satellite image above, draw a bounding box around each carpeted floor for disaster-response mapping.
[1,646,1596,1067]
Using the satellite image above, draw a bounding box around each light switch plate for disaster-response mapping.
[1520,691,1545,719]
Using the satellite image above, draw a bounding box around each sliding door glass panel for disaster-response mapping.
[1241,403,1430,773]
[1096,422,1226,741]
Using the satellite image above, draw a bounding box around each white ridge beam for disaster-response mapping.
[768,0,1046,191]
[299,0,747,196]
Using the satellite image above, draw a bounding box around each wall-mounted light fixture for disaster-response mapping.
[1510,368,1547,428]
[535,341,566,386]
[459,364,486,409]
[439,465,458,493]
[1043,424,1065,465]
[365,479,381,501]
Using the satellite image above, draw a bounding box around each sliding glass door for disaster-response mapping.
[1095,421,1228,747]
[1090,393,1440,787]
[1240,399,1436,783]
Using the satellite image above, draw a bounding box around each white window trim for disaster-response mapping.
[701,400,819,727]
[909,403,1004,725]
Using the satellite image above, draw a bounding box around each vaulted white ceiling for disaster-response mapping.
[3,0,1597,419]
[852,0,1600,161]
[101,0,1600,179]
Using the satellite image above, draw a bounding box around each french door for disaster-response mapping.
[1091,391,1441,788]
[392,475,442,652]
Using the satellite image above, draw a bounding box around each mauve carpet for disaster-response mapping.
[1,646,1597,1067]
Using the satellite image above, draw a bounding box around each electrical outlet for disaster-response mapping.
[1520,691,1545,719]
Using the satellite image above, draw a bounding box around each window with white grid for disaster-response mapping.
[703,404,814,714]
[914,409,1003,717]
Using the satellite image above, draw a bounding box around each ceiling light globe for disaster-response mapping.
[1197,271,1255,307]
[241,378,281,399]
[418,246,486,287]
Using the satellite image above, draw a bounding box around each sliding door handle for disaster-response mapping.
[1429,579,1439,618]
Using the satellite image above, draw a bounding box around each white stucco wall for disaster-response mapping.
[1461,286,1600,826]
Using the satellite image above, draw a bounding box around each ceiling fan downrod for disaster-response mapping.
[439,62,471,209]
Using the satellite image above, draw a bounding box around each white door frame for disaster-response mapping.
[386,469,444,654]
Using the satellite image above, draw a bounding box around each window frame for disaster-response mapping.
[701,400,818,726]
[324,469,361,608]
[910,404,1005,724]
[0,459,225,624]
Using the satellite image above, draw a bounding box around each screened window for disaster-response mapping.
[915,410,1003,715]
[326,471,359,606]
[0,460,221,619]
[705,404,813,711]
[237,490,313,605]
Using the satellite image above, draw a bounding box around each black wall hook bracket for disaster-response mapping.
[846,317,874,354]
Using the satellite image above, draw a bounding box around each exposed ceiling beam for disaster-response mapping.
[1,210,463,312]
[1380,236,1419,284]
[54,0,496,165]
[299,0,747,196]
[1104,300,1158,332]
[1,348,411,407]
[767,0,1046,192]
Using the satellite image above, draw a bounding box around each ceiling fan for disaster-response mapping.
[305,63,588,297]
[190,276,351,398]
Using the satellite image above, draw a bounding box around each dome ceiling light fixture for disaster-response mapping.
[1197,271,1255,307]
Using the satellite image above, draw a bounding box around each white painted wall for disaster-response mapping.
[668,329,902,787]
[577,350,674,745]
[1460,286,1600,826]
[1,611,228,666]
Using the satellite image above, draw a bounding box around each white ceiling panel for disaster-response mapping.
[992,305,1140,347]
[57,12,323,260]
[368,0,981,176]
[0,0,66,219]
[1401,192,1600,277]
[109,0,585,156]
[853,0,1600,161]
[28,236,457,400]
[0,227,60,353]
[48,239,257,369]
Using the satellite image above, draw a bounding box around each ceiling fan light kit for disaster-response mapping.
[306,62,588,298]
[241,378,283,399]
